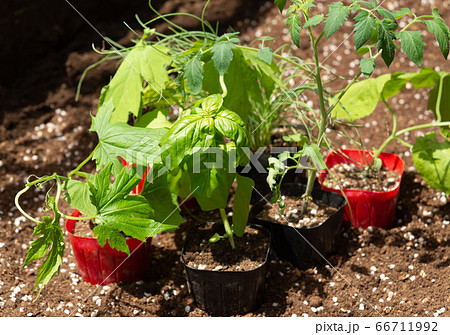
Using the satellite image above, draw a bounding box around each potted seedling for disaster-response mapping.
[159,88,270,316]
[251,0,449,267]
[319,68,450,228]
[15,100,183,296]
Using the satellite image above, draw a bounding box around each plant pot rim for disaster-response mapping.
[319,148,405,195]
[249,183,347,231]
[65,209,138,242]
[181,223,271,274]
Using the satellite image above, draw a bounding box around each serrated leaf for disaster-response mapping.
[90,100,167,173]
[359,1,375,9]
[397,30,426,66]
[360,58,376,78]
[286,13,302,47]
[376,8,397,23]
[231,175,254,237]
[325,2,350,39]
[184,54,204,94]
[424,18,450,59]
[212,41,236,75]
[412,133,450,196]
[63,179,97,217]
[304,14,324,28]
[371,0,378,7]
[353,12,376,50]
[274,0,286,12]
[99,44,171,123]
[377,20,397,67]
[391,8,412,19]
[257,47,273,64]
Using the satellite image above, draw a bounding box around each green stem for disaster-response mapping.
[68,143,99,179]
[396,121,450,136]
[220,208,235,249]
[15,187,41,224]
[219,75,228,98]
[301,169,316,216]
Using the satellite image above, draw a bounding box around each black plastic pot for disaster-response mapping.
[181,224,271,316]
[237,151,304,204]
[249,183,347,269]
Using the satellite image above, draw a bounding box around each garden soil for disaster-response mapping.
[1,0,449,317]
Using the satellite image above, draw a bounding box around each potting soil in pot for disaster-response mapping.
[183,224,269,271]
[255,196,338,229]
[323,163,401,192]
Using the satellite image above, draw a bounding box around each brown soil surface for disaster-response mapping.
[256,196,338,228]
[182,224,269,271]
[73,220,96,238]
[1,0,449,317]
[323,163,401,192]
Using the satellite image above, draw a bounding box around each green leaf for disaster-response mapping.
[286,13,302,47]
[90,100,167,173]
[325,2,350,39]
[412,133,450,196]
[424,18,450,59]
[381,72,407,99]
[283,133,308,146]
[353,12,376,50]
[202,94,224,113]
[359,1,375,9]
[331,74,391,120]
[184,54,204,94]
[140,171,184,227]
[231,175,254,238]
[357,45,372,56]
[371,0,378,7]
[257,47,273,65]
[397,31,426,66]
[303,144,326,170]
[400,67,440,89]
[376,8,397,23]
[134,108,172,129]
[63,179,97,216]
[212,41,236,75]
[99,44,171,123]
[377,20,397,67]
[274,0,286,12]
[360,58,376,78]
[90,165,179,253]
[304,14,324,28]
[209,233,222,243]
[391,8,412,19]
[23,200,64,296]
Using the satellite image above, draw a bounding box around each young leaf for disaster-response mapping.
[353,12,376,50]
[257,47,273,65]
[325,2,350,39]
[412,133,450,196]
[184,53,204,94]
[357,45,372,56]
[360,58,376,78]
[274,0,287,12]
[90,101,168,173]
[286,13,302,47]
[304,14,325,28]
[424,18,450,59]
[377,20,397,67]
[231,175,255,238]
[397,31,426,66]
[212,41,236,75]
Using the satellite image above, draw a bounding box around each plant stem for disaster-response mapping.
[220,208,235,249]
[68,143,99,179]
[301,169,315,216]
[15,187,41,224]
[219,75,228,98]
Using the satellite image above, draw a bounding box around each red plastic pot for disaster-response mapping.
[118,157,149,195]
[318,149,404,229]
[65,210,152,285]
